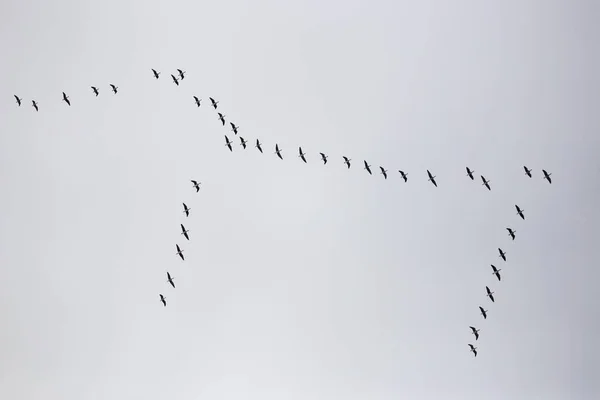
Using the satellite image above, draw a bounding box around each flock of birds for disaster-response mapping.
[12,68,554,358]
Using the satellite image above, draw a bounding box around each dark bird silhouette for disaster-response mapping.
[91,86,99,96]
[481,175,491,191]
[218,113,226,126]
[468,344,477,357]
[255,139,263,153]
[230,123,239,135]
[177,69,186,80]
[466,167,475,180]
[275,144,283,160]
[62,92,70,106]
[364,160,372,175]
[210,97,219,109]
[152,69,160,79]
[167,272,176,288]
[506,228,516,240]
[524,166,532,178]
[110,84,118,94]
[14,95,22,106]
[224,135,233,152]
[486,286,495,302]
[181,224,190,240]
[159,294,167,306]
[479,306,488,319]
[298,147,307,163]
[427,170,437,187]
[542,169,552,184]
[191,180,201,192]
[469,326,480,340]
[171,74,179,86]
[491,264,502,281]
[380,167,388,179]
[32,100,38,111]
[343,156,351,169]
[398,170,408,182]
[175,244,185,261]
[193,96,201,107]
[515,205,525,220]
[239,137,247,149]
[498,248,506,262]
[183,203,191,217]
[320,153,328,165]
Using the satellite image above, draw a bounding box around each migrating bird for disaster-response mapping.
[224,135,233,152]
[523,166,532,178]
[159,294,167,307]
[466,167,475,180]
[110,84,118,94]
[275,144,283,160]
[298,147,307,163]
[193,96,201,107]
[239,137,247,149]
[62,92,70,106]
[481,175,491,191]
[14,95,22,106]
[380,167,388,179]
[491,265,502,281]
[230,123,239,135]
[479,306,488,319]
[398,170,408,182]
[498,248,507,262]
[170,74,179,86]
[183,203,191,217]
[469,326,480,340]
[180,224,190,240]
[210,97,219,109]
[364,160,372,175]
[427,170,437,187]
[218,113,226,126]
[91,86,99,96]
[32,100,38,112]
[506,227,516,240]
[343,156,351,169]
[515,205,525,220]
[152,69,160,79]
[320,153,328,165]
[167,272,176,288]
[191,180,201,192]
[177,69,186,80]
[255,139,263,153]
[542,169,552,184]
[175,244,185,261]
[485,286,495,302]
[468,344,478,357]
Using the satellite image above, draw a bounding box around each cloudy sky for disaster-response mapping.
[1,0,599,399]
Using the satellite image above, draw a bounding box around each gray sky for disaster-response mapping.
[1,0,599,399]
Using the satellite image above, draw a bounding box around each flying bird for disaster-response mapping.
[255,139,263,153]
[523,166,532,178]
[170,74,179,86]
[398,170,408,182]
[320,153,328,165]
[364,160,372,175]
[167,272,176,288]
[468,344,478,357]
[91,86,99,96]
[191,180,201,192]
[466,167,475,180]
[177,69,186,80]
[481,175,491,191]
[239,136,247,149]
[298,147,307,163]
[210,97,219,109]
[180,224,190,240]
[175,244,185,261]
[343,156,351,169]
[193,96,201,107]
[427,170,437,187]
[218,113,226,126]
[380,167,388,179]
[479,306,488,319]
[152,69,160,79]
[498,248,506,262]
[224,135,233,152]
[275,144,283,160]
[110,84,118,94]
[32,100,38,111]
[159,294,167,306]
[469,326,480,340]
[506,228,516,240]
[62,92,70,106]
[491,264,502,281]
[542,169,552,184]
[14,95,22,106]
[515,205,525,220]
[485,286,495,302]
[230,123,239,135]
[183,203,191,217]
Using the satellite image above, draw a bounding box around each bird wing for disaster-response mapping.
[176,244,181,252]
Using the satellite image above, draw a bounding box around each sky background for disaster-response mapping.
[1,0,599,399]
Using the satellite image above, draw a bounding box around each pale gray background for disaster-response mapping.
[1,0,599,399]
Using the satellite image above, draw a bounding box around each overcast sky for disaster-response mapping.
[1,0,599,399]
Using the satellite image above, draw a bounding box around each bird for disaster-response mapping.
[167,272,176,288]
[183,203,191,217]
[255,139,263,153]
[159,294,167,306]
[515,205,525,220]
[224,135,233,152]
[62,92,70,106]
[230,123,239,135]
[152,69,160,79]
[485,286,495,302]
[218,113,226,126]
[506,228,516,240]
[193,96,201,107]
[469,326,480,340]
[479,306,488,319]
[191,180,201,192]
[468,344,477,357]
[14,95,22,106]
[380,167,388,179]
[180,224,190,240]
[319,153,328,165]
[298,147,307,163]
[427,170,437,187]
[110,84,118,94]
[210,97,219,109]
[491,265,502,281]
[176,244,185,261]
[364,160,372,175]
[343,156,351,169]
[177,69,186,80]
[481,175,491,191]
[275,144,283,160]
[32,100,38,111]
[398,170,408,182]
[523,166,532,178]
[170,74,179,86]
[91,86,99,96]
[239,137,247,149]
[498,248,506,262]
[466,167,475,180]
[542,169,552,184]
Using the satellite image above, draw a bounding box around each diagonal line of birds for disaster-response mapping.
[11,67,555,357]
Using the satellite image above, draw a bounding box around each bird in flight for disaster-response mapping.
[479,306,487,319]
[239,137,247,149]
[491,265,502,281]
[481,175,491,191]
[320,153,328,165]
[218,113,226,126]
[193,96,201,107]
[343,156,351,169]
[159,294,167,306]
[542,169,552,184]
[298,147,307,163]
[32,100,38,112]
[398,170,408,182]
[364,160,372,175]
[171,74,179,86]
[110,84,118,94]
[91,86,99,96]
[427,170,437,187]
[506,228,516,240]
[177,69,186,80]
[275,144,283,160]
[498,248,506,262]
[468,344,477,357]
[62,92,71,106]
[515,205,525,220]
[224,135,233,152]
[523,166,532,178]
[466,167,475,180]
[167,272,176,288]
[183,203,191,217]
[469,326,480,340]
[230,123,239,135]
[175,244,185,261]
[485,286,495,302]
[210,97,219,109]
[255,139,263,153]
[191,180,201,192]
[152,69,160,79]
[14,95,22,106]
[380,167,388,179]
